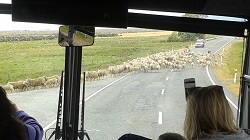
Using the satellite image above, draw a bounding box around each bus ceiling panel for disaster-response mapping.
[0,4,11,14]
[128,0,250,19]
[11,0,128,28]
[128,13,247,37]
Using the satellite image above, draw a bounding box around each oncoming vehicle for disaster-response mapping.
[1,0,250,140]
[195,39,205,48]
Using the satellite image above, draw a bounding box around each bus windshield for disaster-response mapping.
[0,14,245,140]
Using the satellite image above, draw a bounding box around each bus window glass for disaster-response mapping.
[0,14,245,140]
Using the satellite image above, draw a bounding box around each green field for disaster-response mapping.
[0,34,190,85]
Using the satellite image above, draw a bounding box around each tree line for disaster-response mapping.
[167,14,207,42]
[0,34,58,42]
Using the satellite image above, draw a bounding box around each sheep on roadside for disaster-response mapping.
[2,83,15,93]
[108,66,119,77]
[24,77,46,90]
[44,78,59,88]
[191,62,194,68]
[86,71,99,81]
[132,66,141,73]
[44,75,61,84]
[116,64,126,75]
[150,64,160,72]
[98,69,108,79]
[142,64,150,73]
[8,81,28,92]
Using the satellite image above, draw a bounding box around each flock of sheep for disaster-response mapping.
[84,49,222,81]
[1,49,222,93]
[2,75,61,93]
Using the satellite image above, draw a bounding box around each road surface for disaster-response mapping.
[7,36,240,140]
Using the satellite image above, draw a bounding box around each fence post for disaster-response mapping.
[220,54,223,63]
[234,69,237,84]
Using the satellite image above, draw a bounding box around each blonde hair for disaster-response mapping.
[184,85,238,140]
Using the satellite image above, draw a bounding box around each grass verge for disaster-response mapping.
[0,34,190,85]
[213,40,244,96]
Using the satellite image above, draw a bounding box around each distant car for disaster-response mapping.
[195,39,205,48]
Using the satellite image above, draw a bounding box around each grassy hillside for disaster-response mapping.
[0,33,190,85]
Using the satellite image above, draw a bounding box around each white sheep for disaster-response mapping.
[108,66,119,77]
[98,69,108,79]
[86,71,99,81]
[2,83,15,93]
[44,78,59,88]
[150,64,160,72]
[8,81,27,92]
[24,77,46,90]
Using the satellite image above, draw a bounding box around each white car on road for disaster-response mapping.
[195,39,205,48]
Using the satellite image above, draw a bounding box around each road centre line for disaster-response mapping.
[214,38,234,54]
[161,89,165,95]
[43,74,129,132]
[158,112,163,124]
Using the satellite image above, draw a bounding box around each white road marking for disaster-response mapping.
[43,120,57,132]
[85,74,129,102]
[206,65,238,110]
[158,111,163,124]
[43,74,129,132]
[166,77,169,80]
[207,38,238,110]
[214,39,233,54]
[161,89,165,95]
[85,129,101,132]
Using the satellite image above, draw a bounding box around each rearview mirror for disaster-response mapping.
[58,26,95,47]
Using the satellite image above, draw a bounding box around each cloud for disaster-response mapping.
[0,0,11,4]
[0,14,60,31]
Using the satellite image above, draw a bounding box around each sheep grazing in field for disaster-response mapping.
[2,83,14,93]
[8,81,28,92]
[24,77,46,90]
[44,78,59,88]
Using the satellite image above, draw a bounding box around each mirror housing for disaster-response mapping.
[58,26,95,47]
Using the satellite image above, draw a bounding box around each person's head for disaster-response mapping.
[0,86,16,120]
[184,85,238,139]
[158,132,186,140]
[0,86,26,140]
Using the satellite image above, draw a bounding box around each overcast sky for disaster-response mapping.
[0,0,245,31]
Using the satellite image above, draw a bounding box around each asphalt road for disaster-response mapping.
[7,36,240,140]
